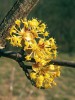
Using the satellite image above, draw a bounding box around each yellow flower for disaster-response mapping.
[25,55,31,60]
[57,66,60,71]
[38,38,44,46]
[22,20,28,28]
[49,38,55,43]
[36,80,43,88]
[9,35,22,47]
[36,75,44,88]
[28,18,39,27]
[7,18,61,89]
[15,19,21,26]
[40,59,47,66]
[49,78,53,82]
[43,31,49,37]
[30,72,36,80]
[49,65,55,70]
[44,83,51,89]
[10,25,16,35]
[56,71,60,77]
[44,73,50,79]
[43,78,52,88]
[45,40,50,46]
[31,29,38,38]
[37,75,44,82]
[40,23,46,32]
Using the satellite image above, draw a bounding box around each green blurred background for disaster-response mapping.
[0,0,75,100]
[0,0,75,53]
[29,0,75,53]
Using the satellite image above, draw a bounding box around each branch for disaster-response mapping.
[0,49,75,68]
[0,0,39,47]
[18,61,30,79]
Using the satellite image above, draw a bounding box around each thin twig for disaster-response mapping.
[18,61,30,79]
[0,49,75,68]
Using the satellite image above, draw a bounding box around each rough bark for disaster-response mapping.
[0,0,39,48]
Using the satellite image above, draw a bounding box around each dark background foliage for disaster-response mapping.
[0,0,75,53]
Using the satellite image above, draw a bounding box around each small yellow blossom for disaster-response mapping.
[15,19,21,26]
[36,75,44,88]
[44,83,52,89]
[56,71,60,77]
[44,73,50,79]
[22,19,28,28]
[28,18,39,27]
[40,23,46,32]
[43,31,49,37]
[8,35,22,47]
[30,72,36,80]
[37,75,44,82]
[49,65,55,70]
[25,55,31,60]
[36,79,43,88]
[10,25,16,35]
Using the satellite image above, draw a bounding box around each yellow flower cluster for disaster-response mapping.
[7,18,60,88]
[30,64,60,88]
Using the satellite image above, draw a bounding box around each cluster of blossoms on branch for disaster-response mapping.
[7,18,60,89]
